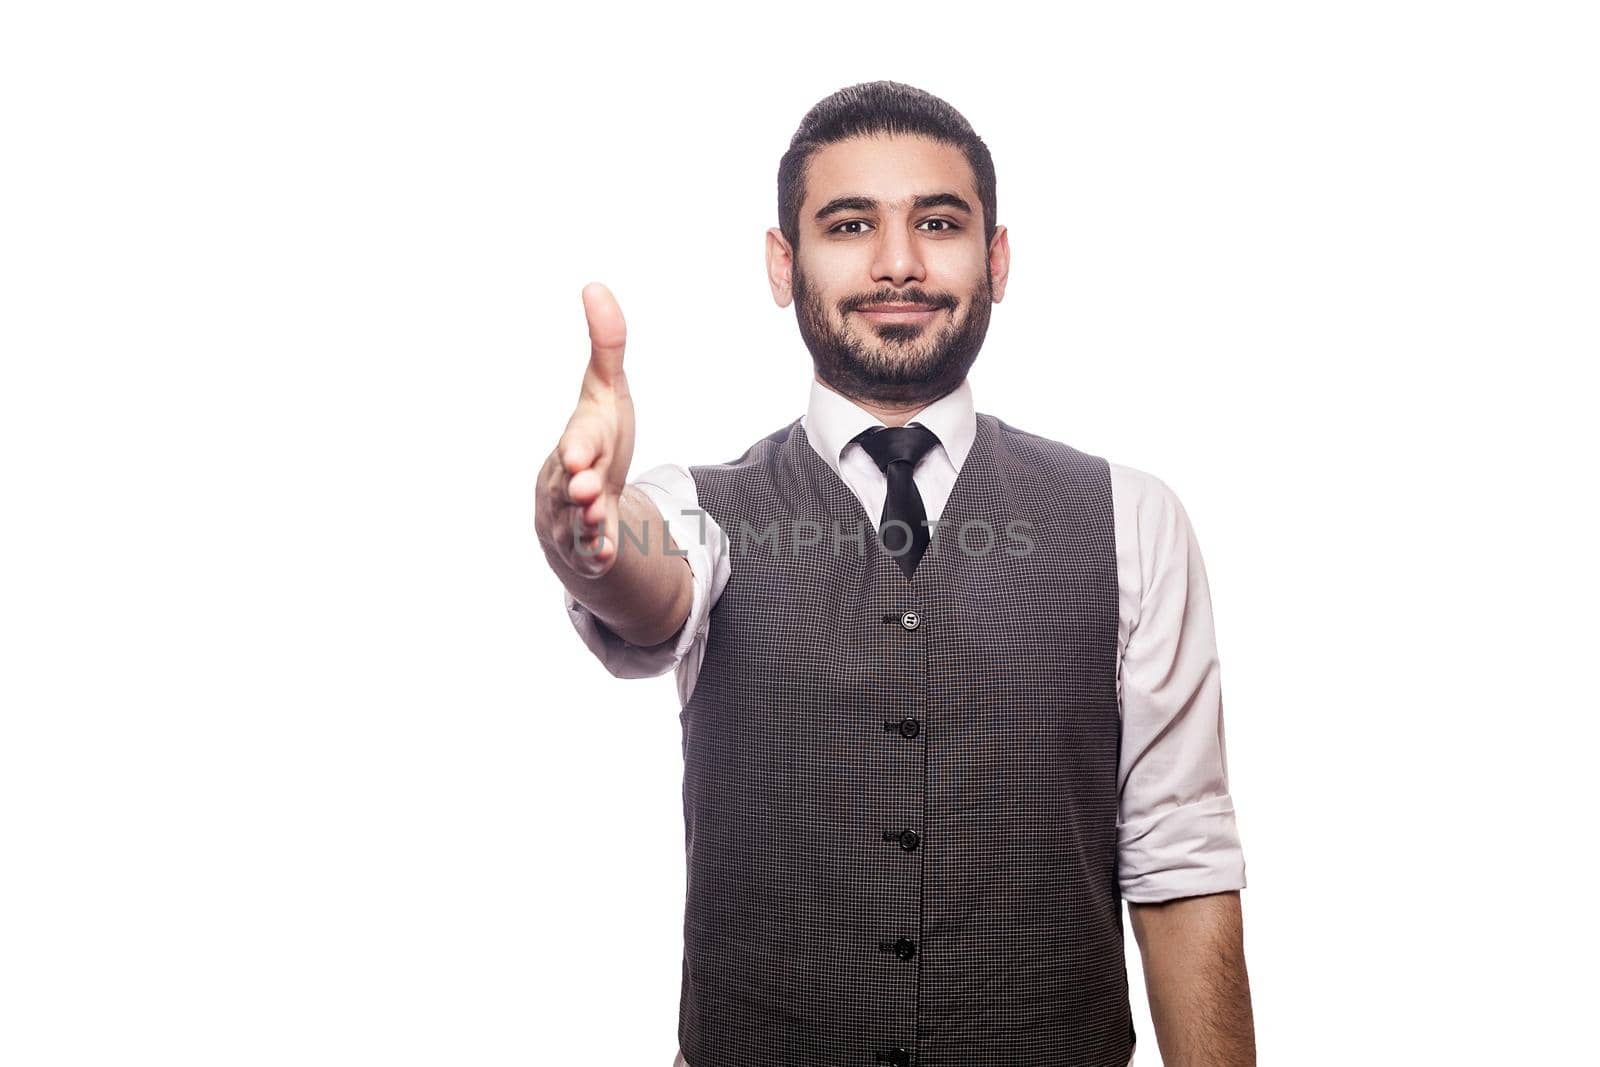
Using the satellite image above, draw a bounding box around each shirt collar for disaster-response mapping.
[801,375,976,479]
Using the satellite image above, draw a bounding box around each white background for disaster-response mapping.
[3,2,1595,1063]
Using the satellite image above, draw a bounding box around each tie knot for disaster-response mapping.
[852,424,942,473]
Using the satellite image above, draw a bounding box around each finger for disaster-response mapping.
[568,510,614,573]
[581,282,627,388]
[554,497,599,557]
[544,449,588,518]
[545,479,606,567]
[558,418,606,475]
[565,455,613,516]
[566,465,603,506]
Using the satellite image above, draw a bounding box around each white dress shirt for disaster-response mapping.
[564,373,1245,935]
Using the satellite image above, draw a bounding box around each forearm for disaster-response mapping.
[1128,890,1256,1067]
[541,480,693,648]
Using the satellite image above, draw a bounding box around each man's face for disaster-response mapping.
[774,134,1008,408]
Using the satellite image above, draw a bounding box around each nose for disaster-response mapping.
[869,222,927,288]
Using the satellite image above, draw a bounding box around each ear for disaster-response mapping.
[988,224,1011,303]
[766,227,794,308]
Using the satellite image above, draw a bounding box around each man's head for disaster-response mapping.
[769,81,1010,409]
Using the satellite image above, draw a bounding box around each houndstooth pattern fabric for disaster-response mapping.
[678,411,1135,1067]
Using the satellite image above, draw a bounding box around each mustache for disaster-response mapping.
[843,290,955,312]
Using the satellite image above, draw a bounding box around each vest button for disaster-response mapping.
[894,937,916,960]
[898,717,920,738]
[898,828,920,851]
[899,609,920,630]
[875,1049,911,1067]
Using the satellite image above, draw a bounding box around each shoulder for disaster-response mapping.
[989,413,1106,468]
[687,417,801,474]
[1107,461,1183,519]
[987,414,1114,503]
[1106,460,1205,583]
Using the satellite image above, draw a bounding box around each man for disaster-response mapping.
[536,81,1254,1067]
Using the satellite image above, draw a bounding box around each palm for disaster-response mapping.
[542,282,636,577]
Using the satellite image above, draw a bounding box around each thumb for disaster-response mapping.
[581,281,627,388]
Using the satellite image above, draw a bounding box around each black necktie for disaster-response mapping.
[852,423,942,579]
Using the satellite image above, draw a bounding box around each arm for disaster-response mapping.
[534,282,693,649]
[1128,890,1255,1067]
[543,478,693,648]
[562,466,728,693]
[1109,464,1254,1061]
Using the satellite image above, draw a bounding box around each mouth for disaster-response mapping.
[856,304,941,324]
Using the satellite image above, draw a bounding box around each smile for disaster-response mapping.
[856,305,941,324]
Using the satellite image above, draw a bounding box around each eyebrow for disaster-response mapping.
[812,192,974,223]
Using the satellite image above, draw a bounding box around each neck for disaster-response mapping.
[813,372,951,428]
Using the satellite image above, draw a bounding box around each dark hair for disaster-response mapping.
[777,80,998,254]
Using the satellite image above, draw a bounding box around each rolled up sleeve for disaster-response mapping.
[562,463,723,683]
[1112,464,1247,903]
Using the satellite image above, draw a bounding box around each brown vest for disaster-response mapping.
[678,412,1135,1067]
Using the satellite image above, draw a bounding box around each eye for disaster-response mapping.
[828,218,961,235]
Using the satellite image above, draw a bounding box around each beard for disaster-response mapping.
[792,259,993,408]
